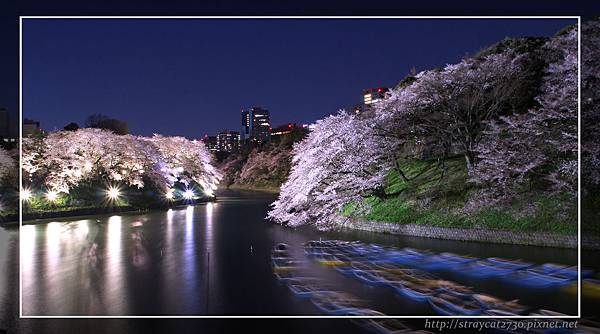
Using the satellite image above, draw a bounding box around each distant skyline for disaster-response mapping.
[22,18,576,138]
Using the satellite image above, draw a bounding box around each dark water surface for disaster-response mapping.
[1,189,598,332]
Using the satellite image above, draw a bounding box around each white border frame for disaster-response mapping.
[19,15,582,319]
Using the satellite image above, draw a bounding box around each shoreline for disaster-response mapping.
[225,184,280,194]
[0,198,216,226]
[3,194,596,250]
[342,218,600,250]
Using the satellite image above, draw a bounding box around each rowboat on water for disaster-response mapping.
[362,318,412,334]
[287,278,333,298]
[472,294,527,314]
[353,269,389,286]
[460,260,520,278]
[393,280,435,302]
[429,293,482,316]
[486,257,533,270]
[539,263,594,279]
[503,268,573,288]
[563,278,600,299]
[310,291,367,316]
[434,281,473,298]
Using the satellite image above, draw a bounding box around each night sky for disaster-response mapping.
[22,18,576,138]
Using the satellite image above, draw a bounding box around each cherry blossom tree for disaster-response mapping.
[268,111,389,229]
[0,148,15,185]
[235,145,291,189]
[148,135,221,195]
[407,52,525,171]
[582,20,600,188]
[471,27,578,197]
[22,129,221,197]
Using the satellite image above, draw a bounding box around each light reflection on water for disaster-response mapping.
[17,190,585,316]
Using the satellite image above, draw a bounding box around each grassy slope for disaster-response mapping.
[349,157,578,235]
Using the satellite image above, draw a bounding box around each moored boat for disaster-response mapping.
[486,257,533,270]
[503,268,573,288]
[429,293,482,316]
[364,318,412,334]
[310,291,366,315]
[472,294,527,314]
[460,260,520,278]
[287,278,333,298]
[354,269,388,286]
[394,281,435,302]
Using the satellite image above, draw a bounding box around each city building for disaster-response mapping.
[0,108,17,149]
[217,131,240,153]
[270,123,296,141]
[241,107,271,143]
[0,108,8,138]
[201,135,218,152]
[352,104,365,114]
[23,118,42,137]
[361,87,389,112]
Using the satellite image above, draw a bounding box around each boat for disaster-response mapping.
[472,294,527,314]
[353,269,388,286]
[272,257,303,269]
[486,257,533,270]
[310,291,366,315]
[315,253,352,267]
[483,309,520,316]
[563,278,600,299]
[346,308,386,316]
[273,242,288,252]
[420,252,478,270]
[287,278,332,298]
[385,248,433,267]
[273,268,301,281]
[503,268,573,288]
[439,252,478,264]
[460,260,520,278]
[435,281,473,298]
[529,309,569,317]
[393,281,434,302]
[364,319,412,334]
[539,264,594,279]
[429,293,482,316]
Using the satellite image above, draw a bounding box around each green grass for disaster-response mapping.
[348,157,578,235]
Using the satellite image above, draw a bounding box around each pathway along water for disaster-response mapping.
[1,189,598,326]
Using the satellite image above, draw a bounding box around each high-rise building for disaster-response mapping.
[201,135,218,152]
[0,108,17,149]
[23,118,41,137]
[241,107,271,143]
[361,87,389,112]
[217,131,240,153]
[0,108,8,138]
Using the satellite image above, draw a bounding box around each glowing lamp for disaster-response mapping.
[21,189,32,202]
[106,186,121,200]
[183,189,195,200]
[46,190,58,202]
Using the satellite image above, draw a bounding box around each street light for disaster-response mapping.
[21,188,32,202]
[183,188,195,200]
[45,190,58,202]
[106,186,121,200]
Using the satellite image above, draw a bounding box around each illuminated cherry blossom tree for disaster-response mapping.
[472,27,578,196]
[268,111,389,229]
[22,129,221,196]
[0,148,14,185]
[582,20,600,188]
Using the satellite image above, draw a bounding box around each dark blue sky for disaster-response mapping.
[22,18,575,138]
